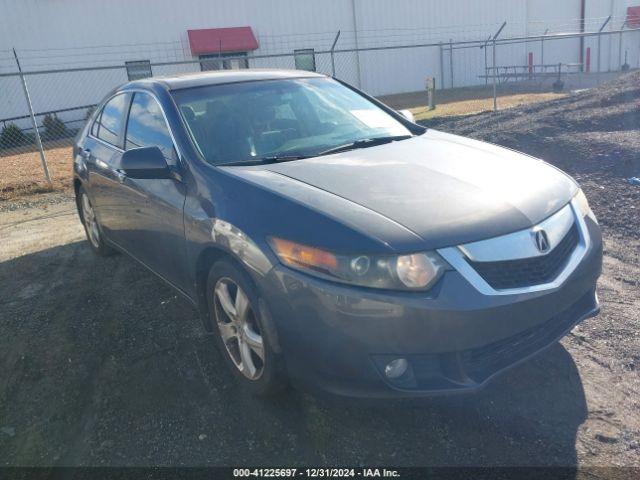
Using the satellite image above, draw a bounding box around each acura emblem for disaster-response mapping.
[534,229,550,253]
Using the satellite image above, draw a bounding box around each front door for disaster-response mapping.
[114,91,190,292]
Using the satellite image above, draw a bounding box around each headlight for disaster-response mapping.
[268,237,449,291]
[574,189,598,224]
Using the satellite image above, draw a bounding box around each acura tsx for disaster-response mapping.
[73,70,602,397]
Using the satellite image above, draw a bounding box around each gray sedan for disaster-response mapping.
[73,70,602,397]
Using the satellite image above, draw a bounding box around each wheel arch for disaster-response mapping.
[194,244,281,353]
[194,245,256,331]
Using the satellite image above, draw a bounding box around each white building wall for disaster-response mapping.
[0,0,358,125]
[525,0,582,67]
[584,0,640,72]
[353,0,531,94]
[1,0,639,127]
[0,0,356,68]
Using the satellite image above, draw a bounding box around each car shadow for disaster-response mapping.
[0,241,587,468]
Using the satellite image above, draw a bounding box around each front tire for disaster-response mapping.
[78,187,115,256]
[207,259,286,396]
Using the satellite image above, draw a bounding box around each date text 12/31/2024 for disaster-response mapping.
[233,468,401,478]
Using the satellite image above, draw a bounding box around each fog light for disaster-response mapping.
[384,358,409,379]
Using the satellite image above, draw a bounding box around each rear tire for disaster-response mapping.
[78,187,116,256]
[207,259,287,396]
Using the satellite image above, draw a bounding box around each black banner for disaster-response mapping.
[0,467,638,480]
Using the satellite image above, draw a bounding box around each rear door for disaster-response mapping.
[114,91,190,292]
[84,92,131,241]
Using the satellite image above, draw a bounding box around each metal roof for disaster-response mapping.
[187,27,259,55]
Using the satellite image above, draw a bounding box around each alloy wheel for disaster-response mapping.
[81,193,101,248]
[213,277,265,380]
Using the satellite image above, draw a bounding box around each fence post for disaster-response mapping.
[553,62,565,92]
[426,77,436,110]
[491,22,507,112]
[439,42,444,90]
[330,30,341,77]
[492,39,498,111]
[13,48,51,184]
[618,21,627,70]
[448,39,454,88]
[597,16,611,73]
[483,34,491,85]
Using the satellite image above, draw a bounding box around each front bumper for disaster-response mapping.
[260,218,602,398]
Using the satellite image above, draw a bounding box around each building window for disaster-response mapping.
[125,60,152,81]
[294,49,316,72]
[200,52,249,71]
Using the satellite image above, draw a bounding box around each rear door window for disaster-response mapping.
[95,93,130,148]
[125,92,177,164]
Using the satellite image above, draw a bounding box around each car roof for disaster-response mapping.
[128,69,327,91]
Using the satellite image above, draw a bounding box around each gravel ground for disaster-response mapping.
[0,74,638,468]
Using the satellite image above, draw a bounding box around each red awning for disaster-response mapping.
[187,26,258,55]
[627,6,640,28]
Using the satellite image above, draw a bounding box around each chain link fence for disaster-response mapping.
[1,21,639,196]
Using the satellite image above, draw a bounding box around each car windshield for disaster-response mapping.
[171,77,413,165]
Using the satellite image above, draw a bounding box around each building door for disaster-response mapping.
[200,52,249,71]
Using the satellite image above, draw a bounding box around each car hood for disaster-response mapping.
[222,129,578,250]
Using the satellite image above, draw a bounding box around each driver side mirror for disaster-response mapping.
[398,109,415,123]
[119,146,171,179]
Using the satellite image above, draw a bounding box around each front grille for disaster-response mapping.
[397,289,597,391]
[461,289,596,379]
[466,223,579,290]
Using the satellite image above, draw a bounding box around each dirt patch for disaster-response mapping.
[411,92,567,121]
[0,143,73,201]
[0,73,638,467]
[379,83,571,121]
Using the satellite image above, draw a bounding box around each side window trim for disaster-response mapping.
[115,94,131,149]
[123,92,136,150]
[91,108,103,138]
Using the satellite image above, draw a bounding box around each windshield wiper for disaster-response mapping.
[317,135,413,156]
[218,136,413,166]
[258,154,312,164]
[218,154,311,166]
